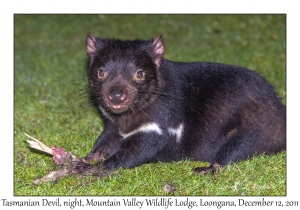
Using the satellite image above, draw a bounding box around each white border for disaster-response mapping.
[2,1,299,209]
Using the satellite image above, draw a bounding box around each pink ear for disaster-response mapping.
[86,33,97,62]
[152,35,164,68]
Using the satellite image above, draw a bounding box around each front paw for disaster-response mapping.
[72,161,94,175]
[193,163,223,175]
[71,161,108,177]
[84,151,108,164]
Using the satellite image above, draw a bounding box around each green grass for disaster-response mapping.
[14,14,286,196]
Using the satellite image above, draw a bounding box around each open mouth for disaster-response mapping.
[107,103,129,113]
[111,104,128,110]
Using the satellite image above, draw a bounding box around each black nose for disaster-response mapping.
[108,86,127,104]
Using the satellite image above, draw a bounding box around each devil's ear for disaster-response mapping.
[86,33,97,63]
[149,35,164,68]
[86,33,106,65]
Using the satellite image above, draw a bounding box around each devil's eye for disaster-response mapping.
[135,70,145,79]
[97,68,106,79]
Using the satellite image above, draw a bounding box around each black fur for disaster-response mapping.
[73,33,286,175]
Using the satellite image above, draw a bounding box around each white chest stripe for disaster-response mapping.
[119,122,163,139]
[168,123,184,143]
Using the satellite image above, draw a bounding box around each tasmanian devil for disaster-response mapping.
[72,33,286,175]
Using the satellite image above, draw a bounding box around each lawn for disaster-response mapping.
[14,14,286,196]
